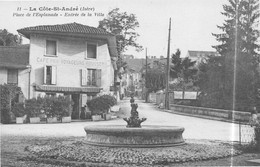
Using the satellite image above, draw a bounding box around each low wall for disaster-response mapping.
[169,104,251,122]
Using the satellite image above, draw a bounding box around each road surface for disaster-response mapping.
[1,99,244,142]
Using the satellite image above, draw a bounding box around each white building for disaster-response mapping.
[0,22,118,119]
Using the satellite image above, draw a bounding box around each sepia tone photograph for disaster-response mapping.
[0,0,260,166]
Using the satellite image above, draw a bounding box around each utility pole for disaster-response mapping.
[145,48,148,102]
[165,18,171,110]
[233,1,238,113]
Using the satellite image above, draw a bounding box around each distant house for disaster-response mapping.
[122,54,134,60]
[0,22,118,119]
[0,45,30,102]
[186,50,219,66]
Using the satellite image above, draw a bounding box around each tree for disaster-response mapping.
[145,68,166,93]
[196,56,226,109]
[199,0,260,110]
[98,8,143,55]
[0,29,22,46]
[140,59,166,94]
[98,8,143,97]
[170,49,197,91]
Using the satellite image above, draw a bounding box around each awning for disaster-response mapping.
[34,85,102,93]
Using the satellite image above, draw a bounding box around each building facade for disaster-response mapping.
[0,22,118,119]
[186,50,219,66]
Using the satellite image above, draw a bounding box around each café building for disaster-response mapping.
[0,22,118,119]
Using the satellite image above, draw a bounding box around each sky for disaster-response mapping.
[0,0,227,58]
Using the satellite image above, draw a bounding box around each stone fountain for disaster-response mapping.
[84,99,185,147]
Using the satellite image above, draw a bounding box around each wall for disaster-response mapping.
[0,68,29,99]
[18,69,29,99]
[0,69,7,84]
[155,92,251,122]
[29,34,114,97]
[169,104,251,122]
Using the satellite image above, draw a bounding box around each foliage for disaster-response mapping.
[98,8,143,95]
[42,96,54,118]
[98,8,143,54]
[142,57,167,93]
[87,95,117,115]
[52,95,73,118]
[41,95,72,118]
[0,84,22,124]
[198,0,260,110]
[25,97,41,117]
[0,29,22,46]
[11,102,26,117]
[254,125,260,151]
[170,49,182,79]
[196,56,227,109]
[170,49,198,91]
[145,69,166,93]
[24,95,73,119]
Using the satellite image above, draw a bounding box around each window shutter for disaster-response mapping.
[96,69,102,87]
[43,66,47,84]
[51,66,57,85]
[81,69,87,86]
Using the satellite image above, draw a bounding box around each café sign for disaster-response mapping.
[36,57,105,68]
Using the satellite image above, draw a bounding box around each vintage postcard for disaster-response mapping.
[1,0,259,166]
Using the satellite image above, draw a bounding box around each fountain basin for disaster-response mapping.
[84,125,185,147]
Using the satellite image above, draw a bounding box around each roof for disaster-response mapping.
[0,45,30,69]
[17,22,118,58]
[17,22,114,38]
[187,50,219,57]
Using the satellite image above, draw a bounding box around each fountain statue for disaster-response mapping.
[123,103,147,127]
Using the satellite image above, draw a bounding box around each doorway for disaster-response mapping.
[71,94,80,119]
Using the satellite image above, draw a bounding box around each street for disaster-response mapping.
[137,100,239,141]
[1,99,240,142]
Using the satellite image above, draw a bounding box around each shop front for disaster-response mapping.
[34,84,102,119]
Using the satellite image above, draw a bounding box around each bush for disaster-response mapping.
[11,102,26,117]
[41,95,73,118]
[42,96,54,118]
[87,95,117,115]
[0,84,22,123]
[254,126,260,151]
[25,97,41,117]
[52,95,73,118]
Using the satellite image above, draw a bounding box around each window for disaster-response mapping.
[87,43,97,59]
[81,69,101,87]
[44,66,57,85]
[46,40,57,56]
[87,69,97,86]
[7,69,18,84]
